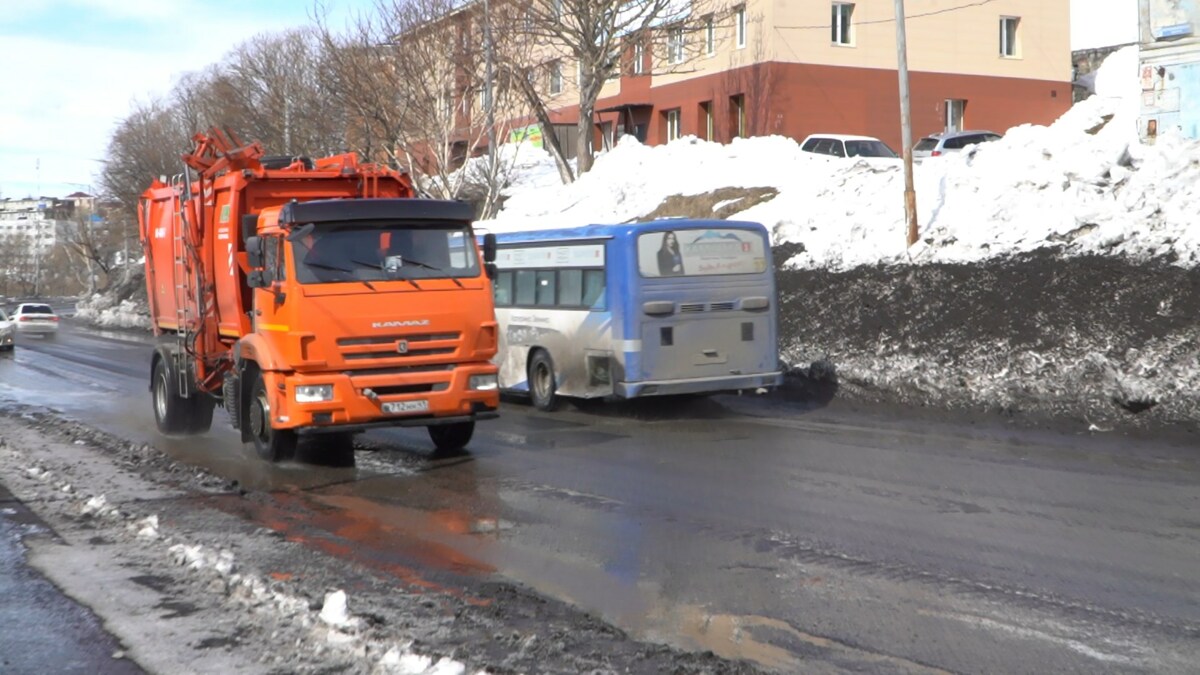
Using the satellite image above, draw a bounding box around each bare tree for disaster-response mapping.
[58,206,128,293]
[513,0,717,176]
[722,9,781,139]
[318,0,529,217]
[0,233,37,297]
[99,99,193,220]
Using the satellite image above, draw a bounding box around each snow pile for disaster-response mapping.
[9,449,486,675]
[483,46,1200,271]
[74,294,151,330]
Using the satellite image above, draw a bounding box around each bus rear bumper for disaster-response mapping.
[615,371,783,398]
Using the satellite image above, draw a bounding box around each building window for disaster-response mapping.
[945,99,966,132]
[633,41,645,75]
[735,5,747,48]
[665,108,681,142]
[832,3,854,45]
[668,26,685,64]
[1000,16,1020,57]
[704,15,715,55]
[729,94,745,138]
[700,101,713,141]
[549,61,563,94]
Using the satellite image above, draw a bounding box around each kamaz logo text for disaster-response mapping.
[372,320,430,328]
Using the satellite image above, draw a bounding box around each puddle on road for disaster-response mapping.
[646,605,955,675]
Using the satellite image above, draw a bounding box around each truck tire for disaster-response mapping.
[528,350,560,412]
[153,359,200,434]
[428,421,474,455]
[247,373,297,462]
[152,358,215,435]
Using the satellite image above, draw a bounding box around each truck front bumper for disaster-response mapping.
[273,363,500,431]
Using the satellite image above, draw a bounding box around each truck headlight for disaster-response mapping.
[295,384,334,403]
[468,374,498,391]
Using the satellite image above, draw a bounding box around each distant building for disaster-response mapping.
[503,0,1072,154]
[1139,0,1200,141]
[0,196,75,252]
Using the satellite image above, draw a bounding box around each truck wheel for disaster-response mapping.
[153,359,194,434]
[528,351,560,412]
[247,373,296,462]
[428,421,474,455]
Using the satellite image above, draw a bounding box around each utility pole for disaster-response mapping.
[483,0,496,168]
[894,0,919,247]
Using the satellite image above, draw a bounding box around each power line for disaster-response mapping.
[775,0,1002,30]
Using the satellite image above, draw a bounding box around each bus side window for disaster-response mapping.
[582,269,605,309]
[559,269,583,307]
[494,270,513,306]
[535,270,557,306]
[515,270,536,306]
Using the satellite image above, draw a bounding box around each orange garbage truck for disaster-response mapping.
[139,129,500,462]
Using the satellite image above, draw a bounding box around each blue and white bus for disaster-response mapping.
[488,219,784,410]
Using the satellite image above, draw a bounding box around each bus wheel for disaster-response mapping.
[429,421,474,455]
[247,373,297,463]
[528,350,560,412]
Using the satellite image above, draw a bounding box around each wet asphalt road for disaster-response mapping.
[0,483,144,675]
[1,322,1198,673]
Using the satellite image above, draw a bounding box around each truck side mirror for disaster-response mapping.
[485,262,497,281]
[247,270,267,288]
[245,236,264,268]
[482,233,497,263]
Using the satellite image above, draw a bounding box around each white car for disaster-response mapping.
[12,302,59,338]
[800,133,899,159]
[0,307,14,351]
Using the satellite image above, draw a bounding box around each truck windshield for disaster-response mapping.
[291,222,479,285]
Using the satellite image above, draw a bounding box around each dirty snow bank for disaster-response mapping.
[74,295,151,330]
[776,251,1200,431]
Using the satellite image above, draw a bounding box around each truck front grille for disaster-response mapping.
[336,332,462,365]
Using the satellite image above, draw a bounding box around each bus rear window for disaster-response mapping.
[638,229,767,277]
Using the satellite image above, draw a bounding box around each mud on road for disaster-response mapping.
[0,406,767,675]
[775,249,1200,436]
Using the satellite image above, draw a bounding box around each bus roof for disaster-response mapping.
[487,219,768,245]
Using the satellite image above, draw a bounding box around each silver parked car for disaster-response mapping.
[12,302,59,338]
[913,130,1002,159]
[0,307,14,351]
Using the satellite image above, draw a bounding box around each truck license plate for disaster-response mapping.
[382,400,429,414]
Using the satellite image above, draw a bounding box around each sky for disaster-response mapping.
[0,0,1141,201]
[0,0,374,200]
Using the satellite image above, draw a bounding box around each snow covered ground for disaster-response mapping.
[482,47,1200,273]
